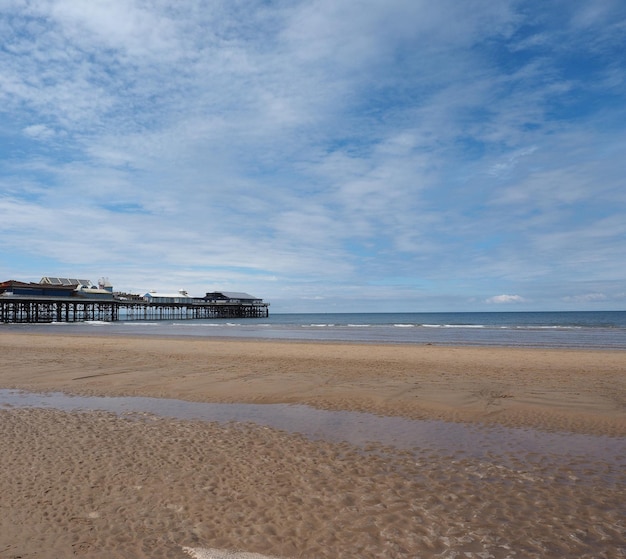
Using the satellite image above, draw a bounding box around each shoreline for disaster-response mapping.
[4,310,626,350]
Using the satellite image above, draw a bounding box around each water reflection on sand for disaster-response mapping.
[1,389,623,484]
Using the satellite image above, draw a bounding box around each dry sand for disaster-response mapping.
[0,332,624,558]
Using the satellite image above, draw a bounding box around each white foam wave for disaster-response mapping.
[179,323,223,327]
[515,325,582,330]
[422,324,485,329]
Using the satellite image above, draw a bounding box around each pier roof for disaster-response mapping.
[205,291,260,301]
[40,277,92,287]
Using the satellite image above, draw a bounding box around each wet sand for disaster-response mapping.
[0,333,624,558]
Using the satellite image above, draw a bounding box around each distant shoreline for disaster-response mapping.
[3,308,626,350]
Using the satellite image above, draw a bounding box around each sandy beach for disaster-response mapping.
[0,332,624,558]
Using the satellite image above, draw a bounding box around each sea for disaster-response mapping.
[7,310,626,350]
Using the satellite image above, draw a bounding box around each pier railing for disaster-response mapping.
[0,296,269,323]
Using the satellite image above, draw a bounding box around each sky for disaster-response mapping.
[1,0,625,313]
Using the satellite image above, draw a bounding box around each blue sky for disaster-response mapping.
[1,0,625,312]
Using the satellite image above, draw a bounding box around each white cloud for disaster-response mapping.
[487,146,538,177]
[562,293,608,303]
[485,294,526,304]
[22,124,55,139]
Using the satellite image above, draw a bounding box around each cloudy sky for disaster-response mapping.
[1,0,625,312]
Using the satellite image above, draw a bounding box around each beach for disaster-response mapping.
[0,332,625,558]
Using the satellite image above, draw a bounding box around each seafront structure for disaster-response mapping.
[0,277,269,323]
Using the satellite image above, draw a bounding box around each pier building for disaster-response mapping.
[0,277,269,323]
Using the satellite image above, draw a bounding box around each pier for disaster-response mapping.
[0,296,269,323]
[0,279,269,324]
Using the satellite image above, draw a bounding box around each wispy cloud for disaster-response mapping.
[485,294,526,304]
[562,293,608,303]
[1,1,625,311]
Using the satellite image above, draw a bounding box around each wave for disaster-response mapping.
[422,324,485,329]
[513,325,583,330]
[299,322,589,330]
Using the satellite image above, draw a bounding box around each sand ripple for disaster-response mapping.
[1,407,624,558]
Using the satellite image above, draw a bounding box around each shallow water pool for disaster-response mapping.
[1,388,624,484]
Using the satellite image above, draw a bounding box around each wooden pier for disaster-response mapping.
[0,296,269,324]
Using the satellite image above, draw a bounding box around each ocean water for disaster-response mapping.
[7,310,626,349]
